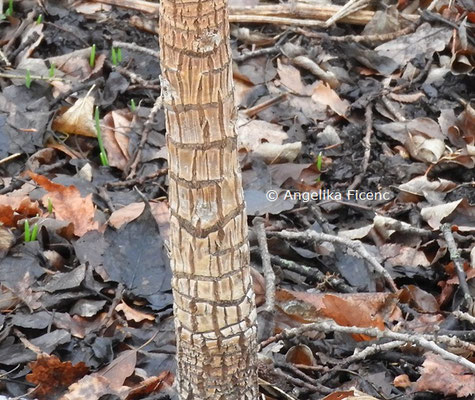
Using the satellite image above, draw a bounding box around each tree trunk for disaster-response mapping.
[158,1,259,399]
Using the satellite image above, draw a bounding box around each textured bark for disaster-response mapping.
[158,1,258,399]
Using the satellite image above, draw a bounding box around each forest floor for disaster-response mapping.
[0,0,474,399]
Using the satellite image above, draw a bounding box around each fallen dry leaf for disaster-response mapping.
[28,172,99,236]
[116,301,155,323]
[52,95,96,137]
[27,354,89,400]
[311,81,350,117]
[415,352,475,397]
[102,109,133,170]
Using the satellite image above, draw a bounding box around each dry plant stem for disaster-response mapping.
[252,218,276,337]
[382,96,406,122]
[441,223,473,304]
[273,367,331,395]
[294,24,418,44]
[233,46,281,62]
[244,94,288,118]
[268,254,354,293]
[108,61,153,87]
[292,56,339,88]
[348,104,373,190]
[105,168,168,189]
[229,3,380,26]
[112,41,159,58]
[270,230,398,292]
[261,320,475,373]
[323,0,370,27]
[159,0,258,398]
[345,340,406,365]
[125,96,163,179]
[453,310,475,324]
[93,0,396,26]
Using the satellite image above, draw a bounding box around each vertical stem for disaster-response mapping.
[159,1,259,399]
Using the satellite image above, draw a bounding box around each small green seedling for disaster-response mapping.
[90,44,96,68]
[130,99,136,112]
[49,63,55,78]
[24,220,39,242]
[5,0,13,16]
[111,47,118,66]
[117,47,122,63]
[47,198,53,214]
[36,14,43,24]
[315,152,323,183]
[25,69,32,88]
[95,106,109,166]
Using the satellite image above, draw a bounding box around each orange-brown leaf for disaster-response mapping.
[26,354,89,399]
[28,172,99,236]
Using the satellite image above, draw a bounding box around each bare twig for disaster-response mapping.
[234,46,281,62]
[348,103,372,190]
[253,218,276,340]
[292,56,340,88]
[269,229,398,292]
[441,223,473,306]
[244,94,287,118]
[125,96,163,179]
[112,40,159,58]
[453,310,475,325]
[260,320,475,373]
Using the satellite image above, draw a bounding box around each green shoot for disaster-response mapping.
[25,69,32,88]
[117,47,122,63]
[89,44,96,68]
[24,220,39,242]
[94,106,109,166]
[111,47,117,66]
[24,220,31,242]
[47,198,53,214]
[36,14,43,24]
[5,0,13,16]
[315,152,323,183]
[31,224,39,241]
[316,152,323,171]
[130,99,136,112]
[49,63,55,78]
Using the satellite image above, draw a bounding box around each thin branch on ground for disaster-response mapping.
[260,320,475,373]
[234,46,281,62]
[268,229,398,292]
[453,310,475,325]
[348,103,373,190]
[253,217,276,340]
[125,96,163,179]
[112,40,159,58]
[441,223,473,305]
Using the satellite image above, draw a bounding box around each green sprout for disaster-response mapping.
[47,198,53,214]
[130,99,136,112]
[36,14,43,24]
[5,0,13,16]
[24,220,38,242]
[117,47,122,63]
[95,106,109,166]
[49,63,55,78]
[25,69,32,88]
[89,44,96,68]
[111,47,118,66]
[315,152,323,183]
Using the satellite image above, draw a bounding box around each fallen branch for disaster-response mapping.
[268,229,398,292]
[260,320,475,373]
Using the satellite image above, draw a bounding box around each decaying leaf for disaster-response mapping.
[415,352,475,397]
[28,172,99,236]
[52,95,96,137]
[27,354,89,399]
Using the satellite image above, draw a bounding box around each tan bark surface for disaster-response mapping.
[158,0,258,399]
